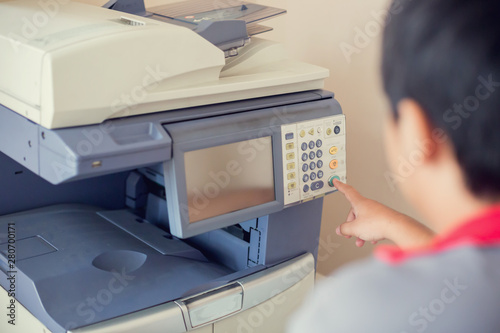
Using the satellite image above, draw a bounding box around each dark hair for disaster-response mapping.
[382,0,500,198]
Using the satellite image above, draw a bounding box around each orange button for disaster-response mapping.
[329,146,338,155]
[329,159,338,169]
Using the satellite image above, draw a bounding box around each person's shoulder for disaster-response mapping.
[288,256,408,333]
[288,247,500,333]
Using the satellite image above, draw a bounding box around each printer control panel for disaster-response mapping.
[281,115,346,206]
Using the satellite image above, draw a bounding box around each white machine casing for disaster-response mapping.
[0,1,328,129]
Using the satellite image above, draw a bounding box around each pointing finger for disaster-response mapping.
[332,179,364,206]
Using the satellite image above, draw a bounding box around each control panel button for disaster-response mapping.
[311,181,324,191]
[328,175,340,187]
[281,114,346,207]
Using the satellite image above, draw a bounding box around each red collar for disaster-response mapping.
[375,205,500,265]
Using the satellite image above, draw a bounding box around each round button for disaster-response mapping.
[310,172,317,181]
[329,146,338,155]
[303,174,309,182]
[308,141,315,149]
[317,160,324,168]
[316,139,322,148]
[317,150,323,158]
[299,130,306,138]
[301,142,308,151]
[328,175,341,187]
[334,126,341,135]
[326,128,332,136]
[302,164,309,172]
[302,153,308,162]
[303,184,310,193]
[310,161,316,170]
[330,159,339,169]
[317,170,324,179]
[309,151,316,160]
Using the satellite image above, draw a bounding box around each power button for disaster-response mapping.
[328,175,340,187]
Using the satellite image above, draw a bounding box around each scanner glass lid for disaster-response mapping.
[184,136,275,223]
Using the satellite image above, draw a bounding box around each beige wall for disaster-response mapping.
[84,0,419,275]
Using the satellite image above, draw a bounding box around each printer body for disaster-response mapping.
[0,1,346,332]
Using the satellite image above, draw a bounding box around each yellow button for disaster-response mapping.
[286,143,295,150]
[288,182,297,190]
[330,159,339,169]
[287,162,295,170]
[287,172,296,180]
[299,130,306,138]
[308,128,315,136]
[329,146,338,155]
[326,128,332,136]
[286,152,295,160]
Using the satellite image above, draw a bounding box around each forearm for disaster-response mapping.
[385,213,435,249]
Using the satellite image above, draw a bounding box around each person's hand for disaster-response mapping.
[333,179,435,248]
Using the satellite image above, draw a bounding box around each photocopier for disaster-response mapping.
[0,1,347,332]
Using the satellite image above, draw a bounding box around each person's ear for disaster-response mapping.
[396,98,438,163]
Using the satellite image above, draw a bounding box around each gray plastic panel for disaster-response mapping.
[163,96,342,238]
[0,205,233,333]
[0,104,173,184]
[0,91,330,185]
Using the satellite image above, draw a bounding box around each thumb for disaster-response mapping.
[338,221,361,238]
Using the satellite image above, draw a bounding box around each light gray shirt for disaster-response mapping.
[288,246,500,333]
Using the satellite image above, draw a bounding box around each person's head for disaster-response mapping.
[381,0,500,226]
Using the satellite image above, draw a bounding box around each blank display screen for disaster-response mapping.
[184,137,275,223]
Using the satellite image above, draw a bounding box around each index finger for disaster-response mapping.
[332,179,364,206]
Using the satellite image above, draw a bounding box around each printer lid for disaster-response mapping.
[0,1,328,129]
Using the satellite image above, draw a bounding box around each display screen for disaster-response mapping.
[184,137,275,223]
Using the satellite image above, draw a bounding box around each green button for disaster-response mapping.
[328,175,340,187]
